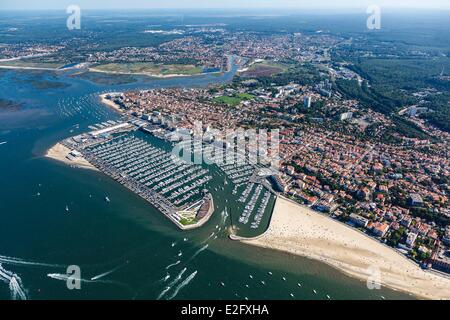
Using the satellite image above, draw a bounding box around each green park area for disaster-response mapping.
[213,92,255,106]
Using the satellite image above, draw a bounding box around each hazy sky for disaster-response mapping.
[1,0,450,10]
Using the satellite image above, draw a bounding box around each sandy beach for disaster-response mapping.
[45,143,98,171]
[89,67,210,79]
[0,65,59,71]
[241,196,450,300]
[99,93,124,113]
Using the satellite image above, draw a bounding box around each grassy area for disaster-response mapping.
[0,59,64,69]
[238,62,321,87]
[241,60,288,77]
[255,60,288,69]
[213,93,255,106]
[179,217,197,226]
[93,62,203,76]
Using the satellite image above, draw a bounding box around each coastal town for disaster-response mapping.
[2,8,449,301]
[98,61,449,275]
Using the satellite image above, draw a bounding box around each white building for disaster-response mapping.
[304,96,312,108]
[340,112,353,121]
[406,232,418,248]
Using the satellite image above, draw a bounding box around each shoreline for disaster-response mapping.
[45,143,98,171]
[0,65,60,71]
[239,196,450,300]
[99,93,125,113]
[89,67,221,79]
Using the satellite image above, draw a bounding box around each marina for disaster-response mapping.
[53,110,278,237]
[60,121,215,230]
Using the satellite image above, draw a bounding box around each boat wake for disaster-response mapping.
[157,267,187,300]
[47,272,134,294]
[156,285,171,300]
[166,267,187,288]
[200,232,215,245]
[165,260,181,270]
[47,272,122,285]
[9,277,27,300]
[47,273,95,283]
[186,244,209,264]
[91,263,126,281]
[221,208,229,224]
[0,264,27,300]
[167,270,198,300]
[162,273,171,282]
[0,254,63,268]
[0,254,67,300]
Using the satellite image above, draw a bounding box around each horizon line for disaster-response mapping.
[2,6,450,11]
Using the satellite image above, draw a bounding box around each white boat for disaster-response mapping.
[105,196,110,202]
[65,205,69,212]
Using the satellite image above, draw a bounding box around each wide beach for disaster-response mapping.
[242,197,450,300]
[45,143,98,171]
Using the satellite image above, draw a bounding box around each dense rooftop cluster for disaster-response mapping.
[111,69,449,268]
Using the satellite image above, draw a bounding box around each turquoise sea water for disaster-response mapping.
[0,65,413,300]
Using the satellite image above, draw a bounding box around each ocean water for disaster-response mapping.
[0,65,413,300]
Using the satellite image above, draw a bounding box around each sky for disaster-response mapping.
[1,0,450,10]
